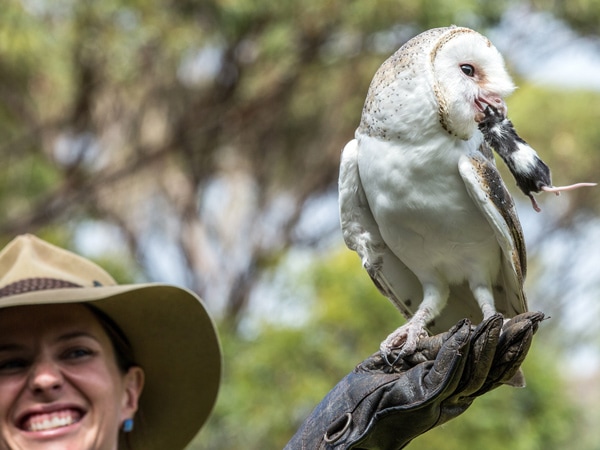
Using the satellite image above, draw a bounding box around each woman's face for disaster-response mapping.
[0,304,144,450]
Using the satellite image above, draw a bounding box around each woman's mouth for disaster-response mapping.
[21,409,83,432]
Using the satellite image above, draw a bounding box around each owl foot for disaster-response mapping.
[380,322,428,366]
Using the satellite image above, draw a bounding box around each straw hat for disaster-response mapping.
[0,234,221,449]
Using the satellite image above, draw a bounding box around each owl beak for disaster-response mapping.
[475,95,507,122]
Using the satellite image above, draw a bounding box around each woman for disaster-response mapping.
[0,234,221,449]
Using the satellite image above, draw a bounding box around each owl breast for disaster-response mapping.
[357,134,501,284]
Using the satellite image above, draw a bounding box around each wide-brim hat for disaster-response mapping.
[0,234,221,450]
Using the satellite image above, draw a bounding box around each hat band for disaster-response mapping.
[0,278,83,298]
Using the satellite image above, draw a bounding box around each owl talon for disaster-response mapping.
[380,323,428,366]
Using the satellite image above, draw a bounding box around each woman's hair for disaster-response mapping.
[85,305,142,448]
[84,304,138,373]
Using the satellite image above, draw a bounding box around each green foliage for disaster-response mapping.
[0,154,59,217]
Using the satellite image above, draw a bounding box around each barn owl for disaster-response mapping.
[339,26,528,360]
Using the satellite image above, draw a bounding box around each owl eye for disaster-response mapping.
[460,64,475,77]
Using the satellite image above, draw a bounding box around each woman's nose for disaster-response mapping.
[28,359,64,395]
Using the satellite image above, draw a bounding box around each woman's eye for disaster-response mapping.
[63,348,94,360]
[460,64,475,77]
[0,358,29,373]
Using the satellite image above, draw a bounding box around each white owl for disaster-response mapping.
[339,26,528,360]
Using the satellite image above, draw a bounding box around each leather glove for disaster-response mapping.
[284,311,544,450]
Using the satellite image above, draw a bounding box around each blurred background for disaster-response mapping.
[1,0,599,448]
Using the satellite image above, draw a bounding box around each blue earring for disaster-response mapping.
[123,418,134,433]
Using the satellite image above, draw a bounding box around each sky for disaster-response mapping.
[491,6,600,91]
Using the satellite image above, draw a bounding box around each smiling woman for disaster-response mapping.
[0,304,143,449]
[0,235,221,450]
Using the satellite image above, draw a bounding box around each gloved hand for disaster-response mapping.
[285,311,544,450]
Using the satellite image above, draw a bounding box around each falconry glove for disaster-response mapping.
[285,311,544,450]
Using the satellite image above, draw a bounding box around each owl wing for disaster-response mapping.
[458,142,528,318]
[339,139,423,321]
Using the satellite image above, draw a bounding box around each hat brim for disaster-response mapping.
[1,283,221,450]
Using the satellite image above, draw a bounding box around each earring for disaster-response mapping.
[123,418,134,433]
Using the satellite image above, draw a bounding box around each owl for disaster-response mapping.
[339,26,527,360]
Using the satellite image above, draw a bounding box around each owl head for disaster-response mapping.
[359,26,515,142]
[430,27,515,139]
